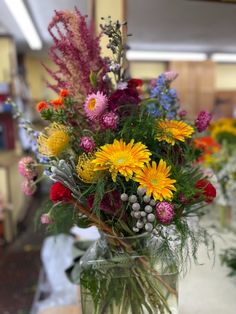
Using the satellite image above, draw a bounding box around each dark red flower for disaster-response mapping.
[108,88,140,112]
[87,190,121,214]
[50,182,73,203]
[128,78,143,89]
[195,179,216,203]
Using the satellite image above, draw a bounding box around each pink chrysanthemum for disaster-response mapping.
[18,157,37,179]
[164,71,179,82]
[80,136,96,153]
[41,213,53,225]
[195,111,212,132]
[22,180,36,196]
[84,91,108,120]
[156,201,174,224]
[100,112,119,129]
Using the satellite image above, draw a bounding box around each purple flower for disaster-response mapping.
[100,112,119,129]
[80,136,96,153]
[87,190,122,214]
[108,88,140,112]
[195,111,212,132]
[178,109,187,118]
[156,202,174,224]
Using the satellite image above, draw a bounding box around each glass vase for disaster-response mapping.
[79,232,178,314]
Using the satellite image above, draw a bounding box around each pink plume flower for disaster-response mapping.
[41,213,53,225]
[80,136,96,153]
[156,202,174,224]
[18,157,37,179]
[84,91,108,120]
[100,112,119,130]
[195,111,212,132]
[22,180,36,196]
[164,71,179,82]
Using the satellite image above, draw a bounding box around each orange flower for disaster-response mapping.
[36,101,48,112]
[59,89,70,97]
[194,137,220,162]
[51,97,63,109]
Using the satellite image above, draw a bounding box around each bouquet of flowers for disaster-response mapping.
[15,9,216,314]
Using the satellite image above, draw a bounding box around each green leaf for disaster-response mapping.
[89,70,97,88]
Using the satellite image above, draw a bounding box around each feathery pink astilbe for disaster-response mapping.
[45,9,107,101]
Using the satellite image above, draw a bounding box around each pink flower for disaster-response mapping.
[18,157,37,179]
[164,71,179,82]
[84,91,108,120]
[156,202,174,224]
[195,111,212,132]
[178,109,187,118]
[100,112,119,129]
[41,213,53,225]
[22,180,36,196]
[80,136,96,153]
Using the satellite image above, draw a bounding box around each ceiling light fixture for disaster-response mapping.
[126,50,207,61]
[4,0,42,50]
[211,53,236,62]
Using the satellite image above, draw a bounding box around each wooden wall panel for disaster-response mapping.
[214,91,236,118]
[169,61,215,117]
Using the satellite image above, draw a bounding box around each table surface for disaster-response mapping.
[39,305,81,314]
[38,227,236,314]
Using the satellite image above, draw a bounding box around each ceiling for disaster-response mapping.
[127,0,236,53]
[0,0,236,54]
[0,0,87,51]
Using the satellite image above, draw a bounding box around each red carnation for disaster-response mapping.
[195,179,216,203]
[50,182,73,203]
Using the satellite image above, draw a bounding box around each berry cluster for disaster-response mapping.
[120,187,157,233]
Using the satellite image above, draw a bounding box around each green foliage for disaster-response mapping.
[35,200,90,235]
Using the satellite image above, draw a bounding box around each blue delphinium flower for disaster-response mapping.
[147,103,162,118]
[149,73,179,119]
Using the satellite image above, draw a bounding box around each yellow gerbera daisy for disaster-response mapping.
[135,159,176,201]
[38,123,70,157]
[92,139,151,182]
[76,154,99,183]
[212,125,236,139]
[155,120,194,145]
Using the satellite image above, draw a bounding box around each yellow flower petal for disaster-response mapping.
[135,159,176,201]
[155,120,194,145]
[92,139,151,182]
[38,123,69,157]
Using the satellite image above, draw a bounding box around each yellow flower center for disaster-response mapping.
[46,130,69,156]
[88,98,96,111]
[151,178,158,185]
[113,152,130,165]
